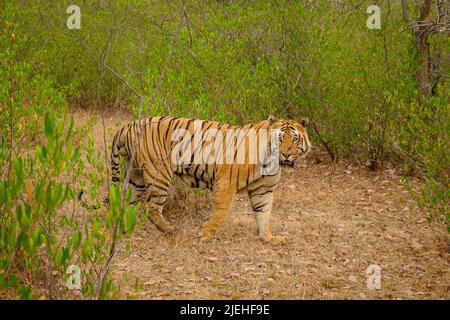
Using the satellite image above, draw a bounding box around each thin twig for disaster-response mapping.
[312,121,335,161]
[98,74,111,193]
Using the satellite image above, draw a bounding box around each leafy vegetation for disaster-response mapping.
[1,0,448,298]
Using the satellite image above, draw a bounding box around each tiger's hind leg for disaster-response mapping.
[248,186,285,245]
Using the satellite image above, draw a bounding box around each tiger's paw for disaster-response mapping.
[163,225,175,235]
[153,222,175,235]
[198,226,215,242]
[263,235,286,246]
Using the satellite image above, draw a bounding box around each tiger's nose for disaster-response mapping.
[282,153,289,159]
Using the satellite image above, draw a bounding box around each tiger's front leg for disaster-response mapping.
[199,182,236,241]
[248,186,285,245]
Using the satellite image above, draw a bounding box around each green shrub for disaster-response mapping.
[0,5,138,299]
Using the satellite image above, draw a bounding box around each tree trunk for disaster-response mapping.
[401,0,434,105]
[415,0,433,104]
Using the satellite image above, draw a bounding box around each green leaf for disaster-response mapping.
[18,286,33,300]
[44,112,55,138]
[125,207,136,234]
[12,157,24,185]
[73,230,81,249]
[16,204,28,231]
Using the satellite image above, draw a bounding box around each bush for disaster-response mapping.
[0,4,138,299]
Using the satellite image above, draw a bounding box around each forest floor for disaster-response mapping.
[73,107,449,300]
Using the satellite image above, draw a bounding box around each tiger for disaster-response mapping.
[79,114,311,245]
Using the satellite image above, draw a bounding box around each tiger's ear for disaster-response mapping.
[300,116,309,127]
[268,114,279,126]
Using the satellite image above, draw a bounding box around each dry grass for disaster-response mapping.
[73,107,449,300]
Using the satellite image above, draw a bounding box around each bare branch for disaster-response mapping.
[312,122,335,161]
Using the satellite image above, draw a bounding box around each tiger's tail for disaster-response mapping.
[110,127,122,185]
[78,127,123,210]
[77,190,109,210]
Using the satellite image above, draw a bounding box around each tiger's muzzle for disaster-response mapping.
[280,153,295,167]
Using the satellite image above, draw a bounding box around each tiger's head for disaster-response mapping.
[268,115,312,168]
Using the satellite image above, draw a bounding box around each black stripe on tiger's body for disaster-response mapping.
[78,114,311,245]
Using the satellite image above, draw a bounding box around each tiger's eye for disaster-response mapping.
[278,134,283,142]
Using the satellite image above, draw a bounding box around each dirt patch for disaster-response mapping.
[72,108,449,300]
